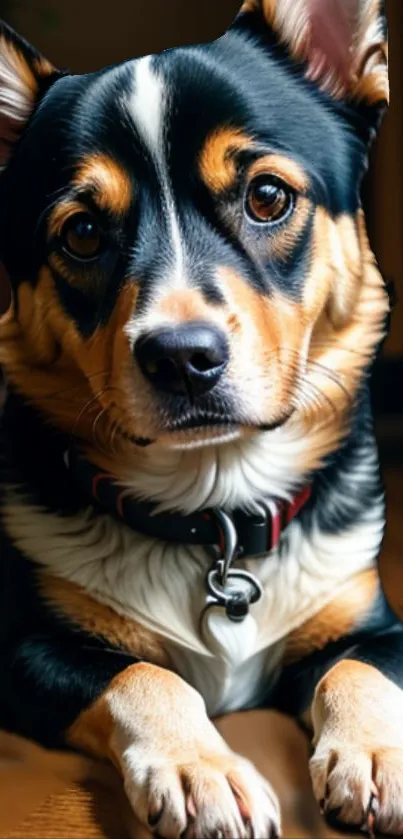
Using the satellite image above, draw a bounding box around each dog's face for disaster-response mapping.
[0,0,389,463]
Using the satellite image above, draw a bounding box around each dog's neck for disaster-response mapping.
[1,390,306,512]
[82,423,317,516]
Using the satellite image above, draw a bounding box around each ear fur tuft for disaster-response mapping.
[239,0,388,107]
[0,20,59,170]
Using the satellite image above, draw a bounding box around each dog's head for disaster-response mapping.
[0,1,389,482]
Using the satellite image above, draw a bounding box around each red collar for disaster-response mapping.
[68,450,312,560]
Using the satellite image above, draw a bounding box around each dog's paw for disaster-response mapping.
[104,664,280,838]
[310,741,403,835]
[121,747,280,838]
[309,660,403,836]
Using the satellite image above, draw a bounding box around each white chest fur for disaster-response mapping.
[3,493,384,715]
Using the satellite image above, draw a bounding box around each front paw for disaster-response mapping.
[310,741,403,835]
[309,660,403,836]
[121,747,280,838]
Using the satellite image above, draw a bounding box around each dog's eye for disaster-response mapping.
[61,213,103,261]
[245,176,294,224]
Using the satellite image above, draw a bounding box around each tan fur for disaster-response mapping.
[32,56,55,78]
[240,0,260,11]
[0,268,138,441]
[219,267,305,416]
[302,210,362,328]
[269,195,312,262]
[293,208,388,473]
[40,574,171,668]
[353,0,389,104]
[73,154,132,216]
[199,131,309,197]
[239,0,389,104]
[199,128,252,193]
[284,568,379,665]
[327,213,363,329]
[47,158,131,246]
[157,287,220,322]
[68,663,203,758]
[302,207,335,320]
[310,210,388,371]
[68,663,280,836]
[214,205,387,476]
[3,40,38,98]
[310,660,403,833]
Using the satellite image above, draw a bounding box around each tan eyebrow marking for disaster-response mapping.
[199,126,309,197]
[73,153,132,215]
[48,154,133,239]
[199,127,252,193]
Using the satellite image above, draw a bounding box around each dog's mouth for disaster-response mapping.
[165,412,290,433]
[121,409,293,449]
[165,412,240,433]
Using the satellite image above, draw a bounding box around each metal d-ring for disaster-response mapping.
[207,566,263,605]
[206,566,263,622]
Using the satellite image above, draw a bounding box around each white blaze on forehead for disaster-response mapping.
[127,54,186,291]
[130,55,165,159]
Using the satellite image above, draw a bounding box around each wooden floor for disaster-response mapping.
[0,466,401,839]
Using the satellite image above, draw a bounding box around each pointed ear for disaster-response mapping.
[239,0,388,109]
[0,20,60,170]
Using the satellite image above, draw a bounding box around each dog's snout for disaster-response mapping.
[135,322,229,397]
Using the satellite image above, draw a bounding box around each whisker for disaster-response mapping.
[276,347,355,407]
[293,378,335,414]
[309,341,368,359]
[262,355,342,421]
[70,388,110,443]
[307,360,354,408]
[91,405,118,459]
[253,346,354,409]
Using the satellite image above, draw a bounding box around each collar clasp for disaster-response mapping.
[206,509,263,623]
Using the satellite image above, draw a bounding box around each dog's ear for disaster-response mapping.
[0,20,60,170]
[238,0,388,111]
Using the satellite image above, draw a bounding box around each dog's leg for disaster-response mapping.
[308,629,403,835]
[68,662,280,839]
[5,616,279,836]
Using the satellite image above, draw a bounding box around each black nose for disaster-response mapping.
[135,322,229,398]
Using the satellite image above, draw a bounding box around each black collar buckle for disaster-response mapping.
[206,509,263,623]
[232,501,280,558]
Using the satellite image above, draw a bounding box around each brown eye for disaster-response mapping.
[62,213,103,261]
[245,176,293,224]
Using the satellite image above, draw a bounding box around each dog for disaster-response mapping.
[0,0,401,835]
